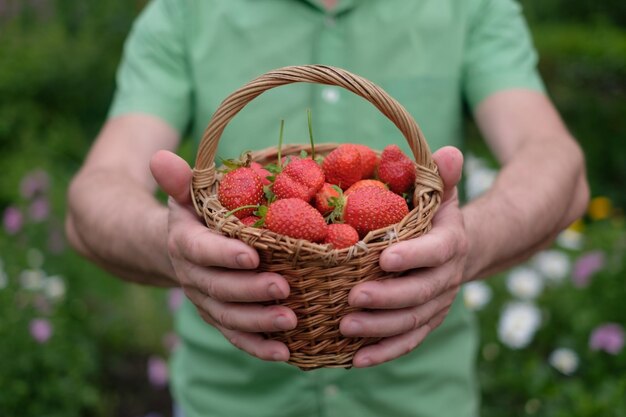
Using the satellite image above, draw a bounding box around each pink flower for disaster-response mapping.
[29,197,50,222]
[572,251,605,288]
[589,323,625,355]
[3,206,23,235]
[168,288,183,312]
[20,169,50,200]
[147,356,169,388]
[29,318,53,343]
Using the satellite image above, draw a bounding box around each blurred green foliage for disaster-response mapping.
[0,0,624,416]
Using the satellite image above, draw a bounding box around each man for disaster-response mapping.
[66,0,589,416]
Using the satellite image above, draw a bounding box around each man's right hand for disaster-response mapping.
[150,150,296,361]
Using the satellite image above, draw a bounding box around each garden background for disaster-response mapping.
[1,0,625,416]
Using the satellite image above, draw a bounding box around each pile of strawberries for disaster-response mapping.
[218,143,417,249]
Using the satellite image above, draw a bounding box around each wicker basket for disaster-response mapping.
[191,65,443,370]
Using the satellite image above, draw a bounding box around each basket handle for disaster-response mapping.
[196,65,438,168]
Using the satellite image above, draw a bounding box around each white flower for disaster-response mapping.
[44,275,66,301]
[506,267,544,300]
[463,154,486,177]
[532,250,571,284]
[463,281,493,311]
[465,166,498,200]
[498,302,542,349]
[549,348,579,375]
[19,269,45,290]
[556,229,584,251]
[26,248,44,269]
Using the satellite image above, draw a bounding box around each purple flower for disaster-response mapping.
[20,169,50,200]
[572,251,605,288]
[147,356,169,388]
[29,318,53,343]
[3,206,23,235]
[589,323,625,355]
[168,288,183,312]
[29,197,50,222]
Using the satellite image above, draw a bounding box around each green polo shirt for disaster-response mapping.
[109,1,544,416]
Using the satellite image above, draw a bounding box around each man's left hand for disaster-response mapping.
[340,146,468,367]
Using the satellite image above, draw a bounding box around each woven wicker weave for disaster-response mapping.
[191,65,443,370]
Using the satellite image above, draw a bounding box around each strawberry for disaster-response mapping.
[314,182,341,216]
[273,157,325,201]
[265,198,328,242]
[250,162,271,186]
[218,167,264,219]
[325,223,359,249]
[321,144,362,190]
[342,186,409,238]
[240,215,261,227]
[377,144,416,195]
[354,144,379,179]
[345,179,388,196]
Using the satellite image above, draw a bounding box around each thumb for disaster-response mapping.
[432,146,463,202]
[150,150,193,205]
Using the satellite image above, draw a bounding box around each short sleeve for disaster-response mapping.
[107,0,191,134]
[463,0,545,110]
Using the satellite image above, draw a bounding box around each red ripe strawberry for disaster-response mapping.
[314,183,341,215]
[240,215,260,227]
[273,158,325,201]
[250,162,271,186]
[325,223,359,249]
[345,179,388,196]
[265,198,328,242]
[218,167,264,219]
[377,145,416,195]
[354,144,379,179]
[342,186,409,238]
[322,144,362,190]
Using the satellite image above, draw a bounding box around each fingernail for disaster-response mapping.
[267,283,285,299]
[272,351,288,361]
[383,252,402,270]
[354,292,371,307]
[358,356,372,367]
[345,319,363,335]
[236,253,254,268]
[274,315,294,330]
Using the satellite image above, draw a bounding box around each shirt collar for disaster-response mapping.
[302,0,356,15]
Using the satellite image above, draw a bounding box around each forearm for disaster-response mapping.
[462,137,589,281]
[66,168,177,287]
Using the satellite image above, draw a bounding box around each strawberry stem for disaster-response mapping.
[224,205,261,218]
[277,119,285,170]
[307,108,316,160]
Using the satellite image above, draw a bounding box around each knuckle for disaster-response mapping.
[433,238,453,265]
[407,310,422,331]
[217,309,234,330]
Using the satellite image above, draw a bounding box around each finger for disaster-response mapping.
[352,308,449,368]
[432,146,463,202]
[380,201,466,272]
[350,263,458,309]
[182,264,289,302]
[150,150,193,205]
[340,290,455,337]
[169,219,260,270]
[186,288,297,332]
[198,310,290,361]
